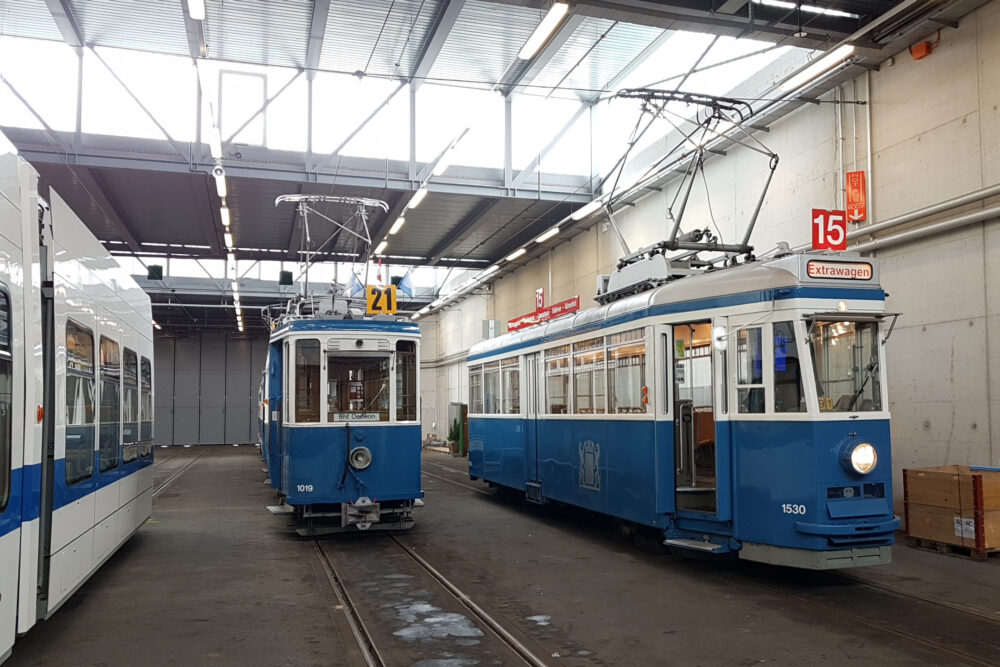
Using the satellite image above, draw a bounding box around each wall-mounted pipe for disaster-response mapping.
[850,203,1000,254]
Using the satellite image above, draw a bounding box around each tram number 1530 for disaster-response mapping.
[781,503,807,515]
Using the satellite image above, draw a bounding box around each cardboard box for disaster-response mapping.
[904,466,1000,557]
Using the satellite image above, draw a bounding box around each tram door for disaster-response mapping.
[673,322,717,513]
[525,353,540,482]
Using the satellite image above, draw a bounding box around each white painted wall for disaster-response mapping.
[418,1,1000,499]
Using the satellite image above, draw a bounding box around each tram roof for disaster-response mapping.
[271,317,421,340]
[468,252,883,361]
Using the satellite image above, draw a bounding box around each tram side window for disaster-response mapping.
[66,321,96,484]
[140,357,152,456]
[545,345,571,414]
[609,329,647,414]
[396,340,417,421]
[327,354,390,422]
[0,291,11,509]
[468,365,483,414]
[122,348,139,462]
[773,322,805,413]
[810,321,882,412]
[295,339,321,423]
[98,336,120,472]
[736,327,765,414]
[501,358,520,414]
[573,337,606,414]
[483,362,500,414]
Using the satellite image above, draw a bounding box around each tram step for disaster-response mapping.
[676,486,717,494]
[267,505,294,515]
[663,538,726,553]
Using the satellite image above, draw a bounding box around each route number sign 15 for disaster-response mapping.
[812,209,847,251]
[366,285,397,314]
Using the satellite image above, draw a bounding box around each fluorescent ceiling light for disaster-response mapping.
[231,280,238,292]
[408,187,428,209]
[186,0,205,21]
[153,320,162,331]
[506,248,527,261]
[374,240,388,255]
[419,306,431,314]
[753,0,858,19]
[225,235,234,250]
[389,217,405,235]
[220,206,230,227]
[571,198,603,221]
[482,264,500,277]
[214,172,227,198]
[780,44,855,93]
[411,313,421,320]
[518,3,569,60]
[534,226,560,243]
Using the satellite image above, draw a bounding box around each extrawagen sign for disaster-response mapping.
[806,260,873,281]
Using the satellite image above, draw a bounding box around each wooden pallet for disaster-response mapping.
[905,536,1000,562]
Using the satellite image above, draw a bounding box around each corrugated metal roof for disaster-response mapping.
[0,0,63,41]
[67,0,189,56]
[531,18,662,95]
[203,0,312,68]
[319,0,442,77]
[427,0,539,86]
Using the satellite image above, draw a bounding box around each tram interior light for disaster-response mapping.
[837,300,848,312]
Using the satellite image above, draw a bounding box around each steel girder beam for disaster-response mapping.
[42,0,83,47]
[511,103,589,188]
[410,0,467,89]
[589,28,673,101]
[181,2,207,58]
[74,168,143,253]
[14,145,593,203]
[499,14,586,98]
[305,0,331,71]
[365,192,409,261]
[426,199,499,265]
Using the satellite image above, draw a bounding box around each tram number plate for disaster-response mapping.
[366,285,397,314]
[297,484,314,493]
[781,503,807,515]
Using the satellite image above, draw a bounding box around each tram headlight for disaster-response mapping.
[847,442,878,475]
[349,446,373,470]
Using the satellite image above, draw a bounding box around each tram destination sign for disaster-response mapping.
[333,413,381,422]
[806,260,873,281]
[508,295,581,332]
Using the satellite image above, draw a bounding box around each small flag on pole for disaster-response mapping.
[397,269,414,298]
[349,273,364,297]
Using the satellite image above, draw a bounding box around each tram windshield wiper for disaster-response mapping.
[847,357,878,411]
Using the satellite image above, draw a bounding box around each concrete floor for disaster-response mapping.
[8,447,1000,666]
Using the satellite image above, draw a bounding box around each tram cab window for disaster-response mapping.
[573,337,606,414]
[396,340,417,422]
[122,348,139,462]
[0,291,11,509]
[609,329,646,414]
[468,365,484,414]
[327,355,390,422]
[736,327,765,414]
[295,340,321,422]
[773,322,805,413]
[810,321,882,412]
[501,358,520,414]
[544,345,571,414]
[483,362,500,413]
[65,321,96,484]
[140,357,152,456]
[98,336,120,472]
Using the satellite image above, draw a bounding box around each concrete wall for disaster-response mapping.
[418,2,1000,497]
[154,332,268,446]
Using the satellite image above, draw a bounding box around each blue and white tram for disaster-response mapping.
[0,144,154,663]
[262,297,422,535]
[468,251,900,569]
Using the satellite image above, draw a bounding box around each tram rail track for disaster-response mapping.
[314,531,548,667]
[152,454,202,498]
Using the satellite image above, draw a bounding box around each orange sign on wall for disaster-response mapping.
[846,170,867,222]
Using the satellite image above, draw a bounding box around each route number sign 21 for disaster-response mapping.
[812,209,847,251]
[366,285,397,314]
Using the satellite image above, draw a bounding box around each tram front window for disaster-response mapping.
[327,355,390,422]
[810,320,882,412]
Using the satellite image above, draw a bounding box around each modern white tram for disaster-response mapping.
[0,142,154,663]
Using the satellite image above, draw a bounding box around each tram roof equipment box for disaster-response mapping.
[904,466,1000,559]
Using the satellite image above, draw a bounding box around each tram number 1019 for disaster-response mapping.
[297,484,314,493]
[781,503,807,515]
